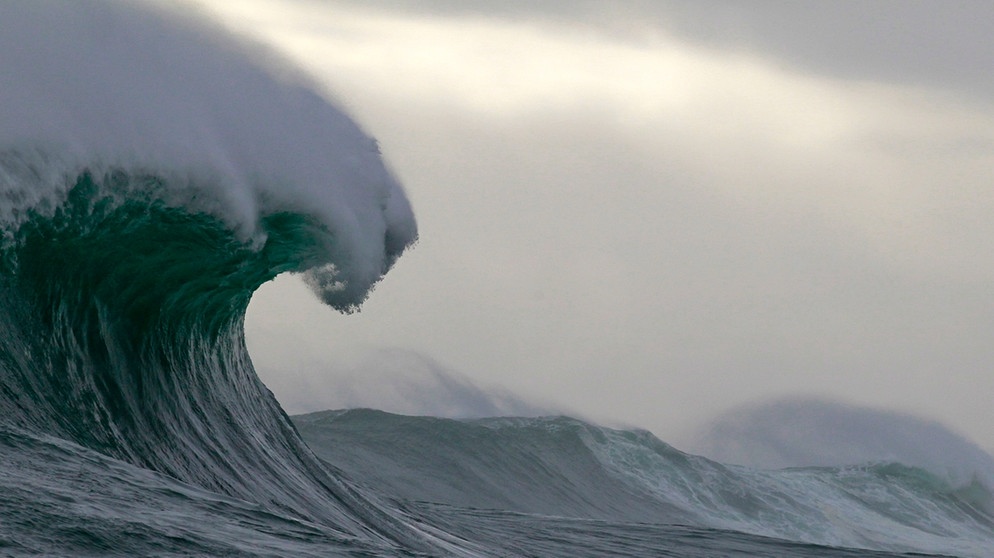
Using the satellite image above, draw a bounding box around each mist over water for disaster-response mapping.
[258,346,560,418]
[686,397,994,488]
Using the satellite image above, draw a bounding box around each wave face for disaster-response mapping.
[0,1,428,553]
[296,409,994,557]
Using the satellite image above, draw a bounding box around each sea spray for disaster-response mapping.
[0,1,416,309]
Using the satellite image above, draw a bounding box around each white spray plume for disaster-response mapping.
[0,0,417,309]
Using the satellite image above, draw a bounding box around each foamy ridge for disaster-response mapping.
[0,1,417,309]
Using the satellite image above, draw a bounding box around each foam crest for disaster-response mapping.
[0,0,416,308]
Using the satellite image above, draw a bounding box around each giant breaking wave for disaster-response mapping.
[0,1,438,553]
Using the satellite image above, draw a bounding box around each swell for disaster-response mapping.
[0,168,427,550]
[295,409,994,557]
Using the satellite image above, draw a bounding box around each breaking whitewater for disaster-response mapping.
[1,2,992,557]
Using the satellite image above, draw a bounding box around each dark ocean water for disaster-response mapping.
[294,410,994,557]
[0,418,962,557]
[402,504,953,558]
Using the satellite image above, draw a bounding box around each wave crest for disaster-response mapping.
[0,0,417,310]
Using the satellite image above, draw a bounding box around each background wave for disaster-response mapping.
[296,408,994,557]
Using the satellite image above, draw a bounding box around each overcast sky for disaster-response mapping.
[196,0,994,455]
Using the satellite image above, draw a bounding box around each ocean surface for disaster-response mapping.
[1,2,992,557]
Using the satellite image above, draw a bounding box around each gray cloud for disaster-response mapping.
[650,1,994,101]
[310,0,994,100]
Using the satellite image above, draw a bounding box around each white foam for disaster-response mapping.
[0,0,417,308]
